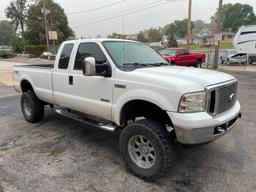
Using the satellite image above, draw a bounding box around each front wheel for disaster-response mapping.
[21,91,44,122]
[119,119,176,181]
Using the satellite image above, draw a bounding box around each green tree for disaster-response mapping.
[0,20,16,46]
[174,19,194,38]
[148,27,161,42]
[193,20,205,31]
[5,0,31,37]
[167,34,177,47]
[166,23,177,47]
[12,37,27,53]
[26,0,74,45]
[107,32,119,38]
[211,3,256,32]
[162,24,175,36]
[162,24,171,36]
[169,23,176,35]
[137,31,148,43]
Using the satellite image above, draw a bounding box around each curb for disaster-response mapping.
[0,94,19,99]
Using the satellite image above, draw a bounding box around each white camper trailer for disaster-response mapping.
[233,25,256,64]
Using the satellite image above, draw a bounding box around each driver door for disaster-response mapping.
[67,42,113,121]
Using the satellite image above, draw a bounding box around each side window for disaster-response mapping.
[74,43,107,70]
[183,49,189,55]
[58,44,74,69]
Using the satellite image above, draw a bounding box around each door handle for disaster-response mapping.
[69,76,73,85]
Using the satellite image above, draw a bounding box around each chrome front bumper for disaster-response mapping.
[167,101,241,145]
[174,113,241,144]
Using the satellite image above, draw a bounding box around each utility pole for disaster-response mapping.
[213,0,223,69]
[43,0,50,51]
[187,0,192,49]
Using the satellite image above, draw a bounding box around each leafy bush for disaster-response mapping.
[12,38,27,53]
[0,51,7,58]
[25,44,47,57]
[0,50,16,58]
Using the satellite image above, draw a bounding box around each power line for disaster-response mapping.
[67,0,127,16]
[70,0,164,26]
[71,0,186,29]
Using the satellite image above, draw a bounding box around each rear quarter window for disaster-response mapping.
[58,44,74,69]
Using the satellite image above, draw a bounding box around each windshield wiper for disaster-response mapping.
[122,62,169,71]
[148,62,169,66]
[123,62,149,67]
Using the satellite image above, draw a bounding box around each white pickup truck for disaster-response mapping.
[13,39,241,180]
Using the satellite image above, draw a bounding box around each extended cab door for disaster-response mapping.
[67,42,113,121]
[52,43,75,107]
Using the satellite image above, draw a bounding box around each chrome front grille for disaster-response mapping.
[207,80,238,115]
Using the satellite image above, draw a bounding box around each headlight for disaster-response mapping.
[179,91,206,113]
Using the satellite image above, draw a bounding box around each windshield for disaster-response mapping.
[228,50,236,56]
[103,41,169,70]
[159,49,176,56]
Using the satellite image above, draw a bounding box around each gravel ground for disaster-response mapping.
[0,71,256,192]
[0,83,17,97]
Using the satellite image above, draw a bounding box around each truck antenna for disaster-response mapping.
[122,15,126,71]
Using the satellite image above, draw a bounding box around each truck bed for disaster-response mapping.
[13,63,54,104]
[14,64,54,68]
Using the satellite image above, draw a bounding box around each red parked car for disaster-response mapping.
[159,48,206,67]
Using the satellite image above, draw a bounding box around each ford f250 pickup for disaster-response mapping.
[159,47,206,67]
[13,39,241,181]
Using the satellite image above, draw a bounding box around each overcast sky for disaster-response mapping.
[0,0,255,37]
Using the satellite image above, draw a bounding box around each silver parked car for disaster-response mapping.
[220,49,246,65]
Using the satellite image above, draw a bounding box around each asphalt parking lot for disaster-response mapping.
[0,68,256,191]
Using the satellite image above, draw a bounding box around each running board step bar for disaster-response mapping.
[55,108,116,132]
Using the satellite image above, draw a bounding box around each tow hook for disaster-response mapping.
[238,113,242,118]
[214,126,225,135]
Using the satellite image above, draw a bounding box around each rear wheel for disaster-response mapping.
[21,91,44,122]
[119,119,176,181]
[248,56,252,65]
[195,60,202,68]
[221,58,224,64]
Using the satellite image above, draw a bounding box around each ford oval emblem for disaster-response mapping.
[229,93,235,101]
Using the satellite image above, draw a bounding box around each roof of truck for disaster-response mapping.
[63,38,138,44]
[164,47,188,50]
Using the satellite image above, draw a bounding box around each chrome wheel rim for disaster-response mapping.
[24,98,32,117]
[128,135,156,169]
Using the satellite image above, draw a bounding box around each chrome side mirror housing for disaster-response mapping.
[82,57,96,76]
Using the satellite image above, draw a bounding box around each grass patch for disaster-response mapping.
[219,42,234,49]
[180,42,234,50]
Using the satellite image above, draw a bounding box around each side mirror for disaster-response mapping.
[82,57,96,76]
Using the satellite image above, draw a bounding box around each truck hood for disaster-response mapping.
[133,66,235,92]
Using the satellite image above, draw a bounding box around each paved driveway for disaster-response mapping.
[0,71,256,192]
